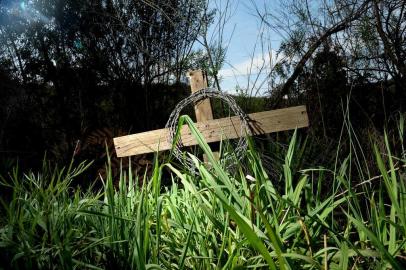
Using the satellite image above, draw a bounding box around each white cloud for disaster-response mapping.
[219,53,272,78]
[218,50,283,95]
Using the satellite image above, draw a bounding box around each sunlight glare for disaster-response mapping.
[20,2,26,10]
[16,1,53,25]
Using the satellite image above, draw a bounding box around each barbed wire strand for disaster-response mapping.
[165,88,252,175]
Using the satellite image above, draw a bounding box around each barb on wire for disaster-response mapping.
[165,87,251,175]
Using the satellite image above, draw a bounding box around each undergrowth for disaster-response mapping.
[0,115,405,269]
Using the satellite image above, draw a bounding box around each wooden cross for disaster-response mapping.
[113,70,309,158]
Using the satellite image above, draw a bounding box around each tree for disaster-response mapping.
[0,0,211,165]
[250,0,406,137]
[253,0,371,106]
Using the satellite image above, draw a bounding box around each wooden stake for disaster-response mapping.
[187,70,214,122]
[187,70,218,162]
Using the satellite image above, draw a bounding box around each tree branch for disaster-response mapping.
[270,0,371,107]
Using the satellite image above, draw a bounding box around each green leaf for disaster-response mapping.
[346,213,402,270]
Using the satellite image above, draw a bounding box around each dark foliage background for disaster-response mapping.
[0,0,210,173]
[0,0,405,179]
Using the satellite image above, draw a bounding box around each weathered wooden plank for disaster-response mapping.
[187,69,218,162]
[114,105,309,157]
[187,70,214,122]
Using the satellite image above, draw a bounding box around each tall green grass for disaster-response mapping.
[0,115,405,269]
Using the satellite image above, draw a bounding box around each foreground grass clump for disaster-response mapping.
[0,116,405,269]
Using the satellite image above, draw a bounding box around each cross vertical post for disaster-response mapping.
[187,70,219,161]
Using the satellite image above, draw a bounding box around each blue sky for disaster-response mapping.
[204,0,282,95]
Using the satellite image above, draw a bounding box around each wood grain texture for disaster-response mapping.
[187,70,214,122]
[114,105,309,157]
[187,69,217,162]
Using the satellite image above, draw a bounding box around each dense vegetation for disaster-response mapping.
[0,0,405,169]
[0,117,405,269]
[0,0,211,169]
[1,0,406,268]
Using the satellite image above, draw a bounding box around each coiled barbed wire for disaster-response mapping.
[165,87,251,174]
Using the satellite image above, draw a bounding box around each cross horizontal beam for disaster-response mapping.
[114,105,308,157]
